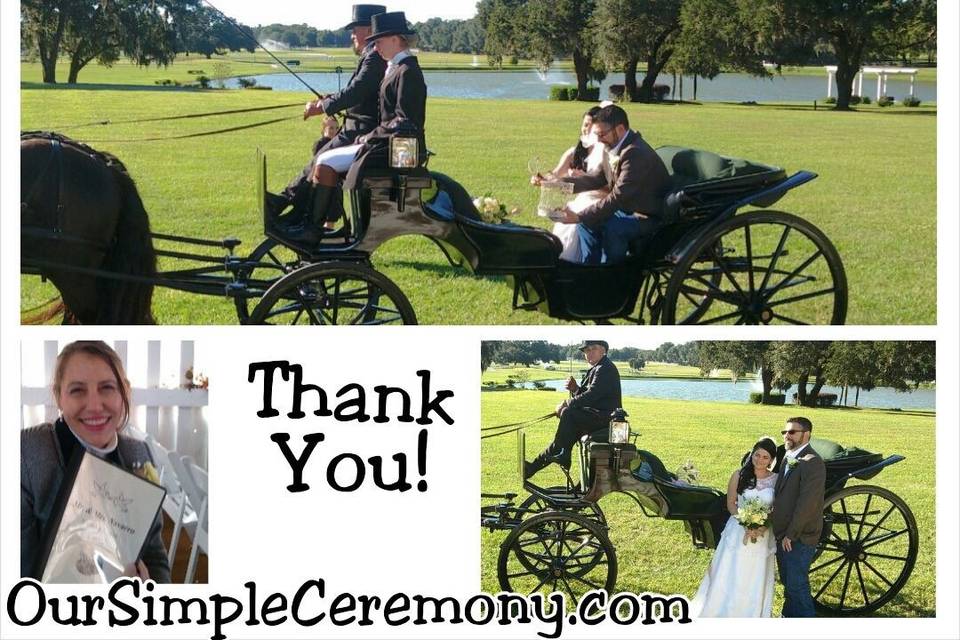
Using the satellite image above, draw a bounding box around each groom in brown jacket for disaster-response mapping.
[771,416,826,617]
[554,104,672,264]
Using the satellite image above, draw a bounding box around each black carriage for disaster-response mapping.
[480,425,917,616]
[21,133,847,325]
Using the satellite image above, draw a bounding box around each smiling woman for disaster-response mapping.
[20,341,171,583]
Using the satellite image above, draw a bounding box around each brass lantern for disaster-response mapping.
[389,136,419,168]
[609,408,630,444]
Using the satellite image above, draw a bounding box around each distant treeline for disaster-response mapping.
[482,340,936,409]
[252,18,485,54]
[253,24,352,48]
[481,341,698,369]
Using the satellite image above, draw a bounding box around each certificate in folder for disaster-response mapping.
[37,450,166,583]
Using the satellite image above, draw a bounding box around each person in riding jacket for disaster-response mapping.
[269,5,388,229]
[279,11,427,248]
[524,340,623,479]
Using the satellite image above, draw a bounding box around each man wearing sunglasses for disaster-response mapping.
[551,104,671,264]
[771,417,826,617]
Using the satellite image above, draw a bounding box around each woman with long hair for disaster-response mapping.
[690,436,778,617]
[21,341,171,582]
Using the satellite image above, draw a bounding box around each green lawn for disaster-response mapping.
[481,391,936,617]
[20,83,936,324]
[482,360,748,383]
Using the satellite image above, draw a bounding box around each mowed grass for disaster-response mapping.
[480,391,936,616]
[482,360,746,383]
[20,86,936,324]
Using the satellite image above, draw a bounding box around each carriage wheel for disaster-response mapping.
[498,512,617,602]
[810,485,918,615]
[662,211,847,325]
[646,240,724,324]
[248,262,417,325]
[518,487,606,524]
[234,238,307,323]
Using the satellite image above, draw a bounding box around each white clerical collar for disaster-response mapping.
[67,422,119,456]
[387,49,412,71]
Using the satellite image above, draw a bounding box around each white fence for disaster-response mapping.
[20,340,208,470]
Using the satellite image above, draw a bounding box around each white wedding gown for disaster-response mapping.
[552,145,612,262]
[690,474,777,617]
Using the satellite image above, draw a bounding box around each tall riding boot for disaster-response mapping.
[524,443,572,479]
[281,184,335,247]
[325,187,346,228]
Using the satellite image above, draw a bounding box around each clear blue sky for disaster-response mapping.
[208,0,479,30]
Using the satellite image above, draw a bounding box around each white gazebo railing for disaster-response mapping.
[825,65,918,100]
[20,340,208,470]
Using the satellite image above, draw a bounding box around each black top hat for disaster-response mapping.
[578,340,609,351]
[367,11,416,41]
[343,5,387,30]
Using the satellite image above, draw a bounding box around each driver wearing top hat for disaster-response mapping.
[525,340,623,479]
[270,5,388,229]
[278,10,427,248]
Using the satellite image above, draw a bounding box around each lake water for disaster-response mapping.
[227,69,937,103]
[528,377,934,411]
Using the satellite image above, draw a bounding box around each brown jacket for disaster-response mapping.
[771,445,826,546]
[563,130,671,228]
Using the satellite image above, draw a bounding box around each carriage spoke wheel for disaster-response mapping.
[234,238,307,323]
[662,211,847,325]
[498,512,617,603]
[518,487,607,524]
[248,261,417,325]
[810,486,918,615]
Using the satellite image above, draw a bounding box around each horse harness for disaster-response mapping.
[21,131,117,253]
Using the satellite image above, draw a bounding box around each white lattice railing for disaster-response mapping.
[20,340,208,470]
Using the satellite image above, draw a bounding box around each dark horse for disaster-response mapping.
[21,132,157,324]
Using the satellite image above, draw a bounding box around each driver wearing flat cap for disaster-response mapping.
[525,340,622,479]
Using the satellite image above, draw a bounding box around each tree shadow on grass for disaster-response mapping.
[725,102,937,116]
[380,258,509,283]
[22,82,215,93]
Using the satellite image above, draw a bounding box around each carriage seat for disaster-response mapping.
[655,146,782,221]
[633,450,725,519]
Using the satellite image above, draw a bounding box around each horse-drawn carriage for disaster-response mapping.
[21,131,847,325]
[480,420,918,616]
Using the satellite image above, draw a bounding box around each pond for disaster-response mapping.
[526,377,935,411]
[226,69,937,103]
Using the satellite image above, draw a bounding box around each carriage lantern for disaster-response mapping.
[609,408,630,444]
[390,137,419,168]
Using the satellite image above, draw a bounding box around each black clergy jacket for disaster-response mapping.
[566,355,622,415]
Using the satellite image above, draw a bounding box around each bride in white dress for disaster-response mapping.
[533,107,613,262]
[690,437,778,617]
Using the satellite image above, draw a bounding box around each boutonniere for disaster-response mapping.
[133,461,161,485]
[609,154,621,173]
[786,457,799,470]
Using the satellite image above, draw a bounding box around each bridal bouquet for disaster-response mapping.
[472,194,518,225]
[736,497,771,545]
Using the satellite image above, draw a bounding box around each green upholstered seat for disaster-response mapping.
[657,145,771,191]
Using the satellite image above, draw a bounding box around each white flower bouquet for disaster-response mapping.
[472,194,516,224]
[735,497,771,545]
